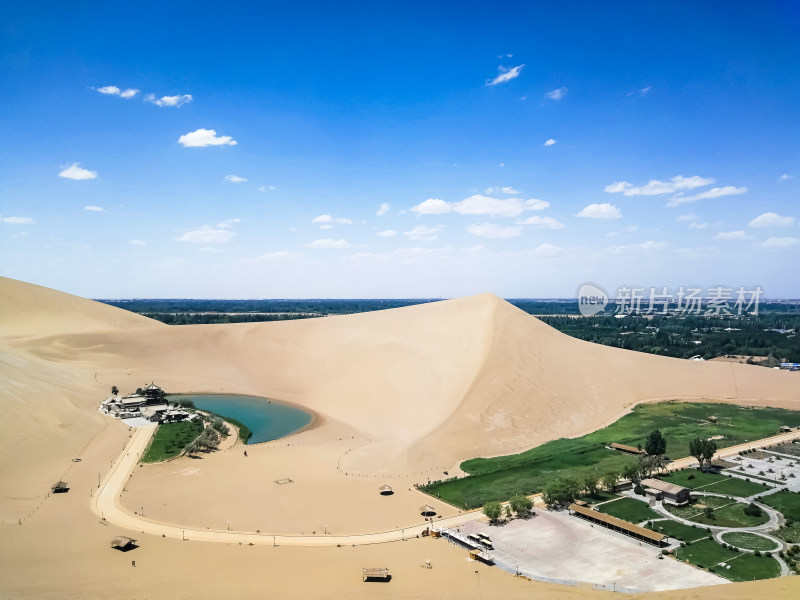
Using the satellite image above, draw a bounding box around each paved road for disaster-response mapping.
[92,424,800,545]
[91,425,482,546]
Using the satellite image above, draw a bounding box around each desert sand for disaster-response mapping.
[1,275,798,599]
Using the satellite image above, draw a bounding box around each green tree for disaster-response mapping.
[583,473,600,497]
[509,494,533,518]
[701,438,717,468]
[689,437,718,471]
[111,385,119,396]
[483,501,502,522]
[211,417,230,437]
[623,461,641,482]
[542,478,581,508]
[644,429,667,456]
[601,471,619,492]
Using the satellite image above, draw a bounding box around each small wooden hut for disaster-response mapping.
[378,484,394,496]
[362,567,390,582]
[51,481,69,493]
[111,536,138,551]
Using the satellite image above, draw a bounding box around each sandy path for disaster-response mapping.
[93,425,482,545]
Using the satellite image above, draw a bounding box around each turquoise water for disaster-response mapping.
[172,394,312,445]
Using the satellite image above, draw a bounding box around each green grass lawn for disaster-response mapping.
[674,539,780,582]
[761,490,800,521]
[701,476,773,497]
[597,497,660,523]
[576,490,618,504]
[774,521,800,544]
[720,532,779,552]
[660,470,726,489]
[422,402,800,508]
[659,470,772,497]
[666,498,770,528]
[646,520,709,542]
[141,420,203,463]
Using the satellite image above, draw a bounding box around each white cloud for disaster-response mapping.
[515,215,564,229]
[487,64,525,86]
[1,216,35,224]
[576,203,622,219]
[628,86,651,97]
[608,240,668,255]
[376,202,390,216]
[778,173,794,181]
[545,87,568,100]
[59,163,98,180]
[544,138,557,146]
[466,223,521,238]
[256,250,293,260]
[129,239,146,246]
[411,198,451,215]
[377,229,397,237]
[312,214,351,226]
[178,128,237,147]
[309,238,349,249]
[666,185,748,207]
[217,218,240,230]
[225,174,247,183]
[258,185,277,192]
[676,213,700,222]
[145,93,193,107]
[455,195,548,217]
[748,212,796,228]
[501,186,519,194]
[176,226,236,243]
[97,85,139,98]
[713,230,751,241]
[84,205,104,212]
[405,224,445,241]
[413,195,549,218]
[688,222,708,229]
[605,175,714,196]
[763,236,800,248]
[532,243,561,257]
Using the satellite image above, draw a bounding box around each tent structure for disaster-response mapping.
[51,481,69,493]
[378,484,394,496]
[111,536,138,551]
[419,504,436,516]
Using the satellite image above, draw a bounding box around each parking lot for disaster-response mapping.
[727,451,800,493]
[452,509,724,593]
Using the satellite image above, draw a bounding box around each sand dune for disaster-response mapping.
[1,276,798,599]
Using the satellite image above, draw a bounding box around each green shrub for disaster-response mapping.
[754,550,761,556]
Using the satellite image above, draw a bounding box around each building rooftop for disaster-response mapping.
[640,478,688,496]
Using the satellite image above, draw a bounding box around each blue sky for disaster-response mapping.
[1,1,798,298]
